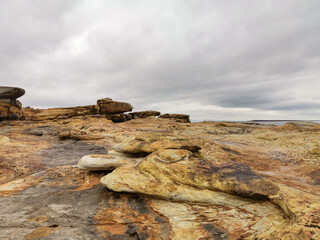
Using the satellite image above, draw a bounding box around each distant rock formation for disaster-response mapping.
[97,98,133,114]
[0,87,192,123]
[159,113,190,123]
[0,86,25,120]
[24,105,100,121]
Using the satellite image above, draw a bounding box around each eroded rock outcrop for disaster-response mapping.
[129,110,161,119]
[159,113,191,123]
[24,105,100,121]
[0,86,25,120]
[78,150,142,171]
[98,135,280,202]
[97,98,133,114]
[78,131,320,239]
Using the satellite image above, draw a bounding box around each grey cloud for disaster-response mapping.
[1,0,320,120]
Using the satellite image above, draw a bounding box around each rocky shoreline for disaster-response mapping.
[0,87,319,239]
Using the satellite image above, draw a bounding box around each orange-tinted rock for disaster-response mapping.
[0,86,25,120]
[97,98,133,114]
[23,105,99,121]
[1,115,320,239]
[159,113,190,123]
[0,102,24,120]
[116,134,201,155]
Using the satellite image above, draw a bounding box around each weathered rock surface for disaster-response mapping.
[23,105,100,121]
[78,150,142,171]
[0,86,25,120]
[159,113,191,123]
[116,134,201,155]
[105,113,132,122]
[0,86,25,104]
[97,98,133,114]
[129,110,161,119]
[0,116,319,239]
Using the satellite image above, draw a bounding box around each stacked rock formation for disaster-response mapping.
[0,86,25,120]
[79,134,280,201]
[0,86,192,123]
[23,98,133,122]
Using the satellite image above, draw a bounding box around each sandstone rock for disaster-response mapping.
[129,110,161,119]
[105,113,132,123]
[143,150,279,199]
[23,105,99,121]
[159,113,190,123]
[0,86,25,120]
[97,98,133,114]
[273,121,320,132]
[1,112,320,239]
[0,103,24,120]
[116,134,201,155]
[78,151,142,171]
[101,148,280,200]
[0,86,25,104]
[58,129,104,140]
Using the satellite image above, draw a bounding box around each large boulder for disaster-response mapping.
[0,86,25,97]
[97,98,133,114]
[159,113,191,123]
[0,86,25,120]
[105,113,132,123]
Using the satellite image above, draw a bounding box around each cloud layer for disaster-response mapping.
[1,0,319,121]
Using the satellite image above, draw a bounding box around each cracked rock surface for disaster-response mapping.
[0,117,319,239]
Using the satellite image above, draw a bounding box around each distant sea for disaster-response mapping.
[252,120,320,126]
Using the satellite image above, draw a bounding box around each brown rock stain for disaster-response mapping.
[23,226,59,240]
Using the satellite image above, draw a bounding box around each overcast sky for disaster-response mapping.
[1,0,319,121]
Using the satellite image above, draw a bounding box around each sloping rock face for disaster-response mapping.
[0,116,319,239]
[0,86,25,120]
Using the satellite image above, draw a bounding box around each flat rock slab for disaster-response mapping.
[0,86,25,99]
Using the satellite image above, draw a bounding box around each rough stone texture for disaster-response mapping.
[0,86,25,102]
[0,86,25,120]
[97,98,133,114]
[23,105,100,121]
[159,113,191,123]
[105,113,132,123]
[115,134,202,155]
[129,110,161,119]
[0,116,319,239]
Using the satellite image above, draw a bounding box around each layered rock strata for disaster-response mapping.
[159,113,191,123]
[79,130,320,239]
[24,105,100,121]
[0,86,25,120]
